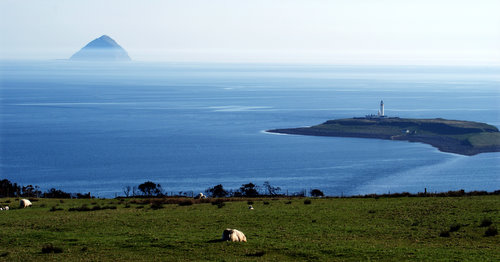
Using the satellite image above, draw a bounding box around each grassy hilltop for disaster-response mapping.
[268,118,500,155]
[0,196,498,261]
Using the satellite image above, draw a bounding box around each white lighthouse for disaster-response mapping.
[379,100,385,116]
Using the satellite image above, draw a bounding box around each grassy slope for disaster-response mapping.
[0,196,498,261]
[467,132,500,147]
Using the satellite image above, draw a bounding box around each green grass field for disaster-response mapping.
[0,196,498,261]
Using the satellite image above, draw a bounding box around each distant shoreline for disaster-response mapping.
[267,117,500,156]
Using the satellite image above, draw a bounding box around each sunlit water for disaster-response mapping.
[1,61,499,197]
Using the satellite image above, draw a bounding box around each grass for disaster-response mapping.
[0,196,498,261]
[467,132,500,147]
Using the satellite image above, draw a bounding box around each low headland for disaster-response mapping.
[267,117,500,156]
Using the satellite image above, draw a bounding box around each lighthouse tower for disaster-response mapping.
[380,100,385,116]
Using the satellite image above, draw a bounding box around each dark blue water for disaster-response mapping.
[1,61,499,197]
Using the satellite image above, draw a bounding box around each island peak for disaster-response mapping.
[70,35,131,61]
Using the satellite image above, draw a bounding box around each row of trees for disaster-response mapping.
[205,182,324,198]
[2,178,323,199]
[122,181,324,198]
[205,182,274,197]
[123,181,283,198]
[0,179,91,198]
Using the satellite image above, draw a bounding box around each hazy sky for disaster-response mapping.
[1,0,499,64]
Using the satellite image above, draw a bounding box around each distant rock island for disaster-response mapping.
[70,35,131,61]
[267,102,500,156]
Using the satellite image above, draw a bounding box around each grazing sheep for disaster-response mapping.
[222,228,247,242]
[194,193,206,199]
[4,206,8,210]
[19,199,32,208]
[248,205,254,210]
[0,208,3,211]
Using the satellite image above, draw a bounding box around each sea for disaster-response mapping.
[1,61,499,197]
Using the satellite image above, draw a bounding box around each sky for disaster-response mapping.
[1,0,499,65]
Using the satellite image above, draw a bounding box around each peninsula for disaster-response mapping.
[267,102,500,156]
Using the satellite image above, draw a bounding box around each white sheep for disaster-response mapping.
[0,207,3,211]
[222,228,247,242]
[19,199,32,208]
[248,205,254,210]
[194,193,205,199]
[4,206,8,210]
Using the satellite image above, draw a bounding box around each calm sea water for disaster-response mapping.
[1,61,499,197]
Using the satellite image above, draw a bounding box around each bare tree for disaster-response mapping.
[263,181,281,196]
[123,186,131,197]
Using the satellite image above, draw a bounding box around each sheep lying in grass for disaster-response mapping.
[19,199,32,208]
[4,206,8,210]
[222,228,247,242]
[248,205,254,210]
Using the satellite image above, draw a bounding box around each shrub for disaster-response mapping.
[43,188,71,198]
[211,199,225,206]
[217,202,225,208]
[239,183,259,197]
[150,201,164,210]
[449,224,461,232]
[484,226,498,237]
[439,231,450,237]
[76,192,91,199]
[247,201,254,205]
[205,184,228,198]
[304,199,312,205]
[41,244,63,254]
[49,206,63,212]
[263,201,270,205]
[310,189,324,197]
[68,205,90,212]
[368,210,376,214]
[178,200,193,206]
[245,251,266,257]
[292,190,306,197]
[285,201,292,204]
[480,218,492,227]
[138,181,163,197]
